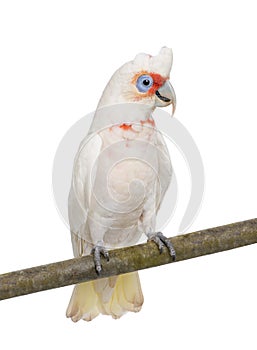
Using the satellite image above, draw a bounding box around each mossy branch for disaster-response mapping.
[0,218,257,301]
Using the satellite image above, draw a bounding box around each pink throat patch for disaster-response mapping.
[118,118,155,131]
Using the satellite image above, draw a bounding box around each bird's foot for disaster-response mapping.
[91,243,109,274]
[147,231,176,261]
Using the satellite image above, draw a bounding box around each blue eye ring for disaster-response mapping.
[136,74,153,93]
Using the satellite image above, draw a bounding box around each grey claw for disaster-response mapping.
[148,234,164,253]
[91,245,109,274]
[103,250,110,262]
[147,232,176,261]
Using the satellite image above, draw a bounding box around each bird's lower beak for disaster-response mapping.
[155,80,176,115]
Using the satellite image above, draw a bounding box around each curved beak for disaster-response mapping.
[155,80,176,116]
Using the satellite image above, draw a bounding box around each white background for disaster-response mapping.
[0,1,256,349]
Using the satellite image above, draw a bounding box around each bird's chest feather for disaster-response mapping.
[94,118,158,204]
[104,118,156,144]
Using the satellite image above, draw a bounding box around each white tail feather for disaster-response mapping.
[66,272,143,322]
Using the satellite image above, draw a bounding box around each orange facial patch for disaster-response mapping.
[132,71,167,98]
[148,73,166,94]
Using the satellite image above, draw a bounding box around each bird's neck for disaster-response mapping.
[89,102,155,134]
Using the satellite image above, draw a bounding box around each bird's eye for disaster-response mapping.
[136,75,153,93]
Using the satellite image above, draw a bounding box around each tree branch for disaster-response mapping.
[0,218,257,301]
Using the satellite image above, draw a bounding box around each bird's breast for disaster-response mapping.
[97,117,158,199]
[88,117,160,247]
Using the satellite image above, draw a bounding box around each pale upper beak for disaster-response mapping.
[155,80,176,115]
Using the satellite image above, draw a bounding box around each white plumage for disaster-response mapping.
[66,47,175,321]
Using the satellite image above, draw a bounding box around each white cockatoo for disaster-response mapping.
[66,47,176,322]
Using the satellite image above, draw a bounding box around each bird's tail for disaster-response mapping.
[66,271,144,322]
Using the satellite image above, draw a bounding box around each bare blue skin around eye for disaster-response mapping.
[136,75,153,92]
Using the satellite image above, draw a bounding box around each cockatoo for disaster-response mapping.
[66,47,176,322]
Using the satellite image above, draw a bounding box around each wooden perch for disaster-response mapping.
[0,218,257,301]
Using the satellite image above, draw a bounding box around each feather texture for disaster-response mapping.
[66,48,174,322]
[66,273,143,321]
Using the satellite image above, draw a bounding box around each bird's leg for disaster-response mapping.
[147,231,176,261]
[91,241,109,274]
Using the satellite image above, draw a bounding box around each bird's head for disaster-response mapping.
[98,47,176,114]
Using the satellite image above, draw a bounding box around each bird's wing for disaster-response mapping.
[68,132,102,257]
[155,130,172,211]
